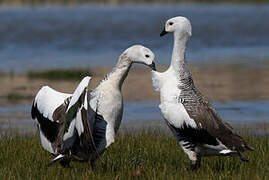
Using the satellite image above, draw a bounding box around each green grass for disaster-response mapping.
[0,130,268,179]
[27,68,93,81]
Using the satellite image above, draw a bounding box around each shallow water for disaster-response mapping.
[0,100,268,134]
[0,4,269,72]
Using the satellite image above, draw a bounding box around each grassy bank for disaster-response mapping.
[0,130,267,179]
[27,68,93,81]
[0,68,93,102]
[1,62,269,104]
[0,0,269,5]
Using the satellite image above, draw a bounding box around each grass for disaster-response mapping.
[27,68,93,81]
[5,92,33,102]
[0,92,33,103]
[0,130,268,179]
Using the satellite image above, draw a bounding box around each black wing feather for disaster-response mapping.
[31,102,59,143]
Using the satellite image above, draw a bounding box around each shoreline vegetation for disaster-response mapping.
[27,68,93,81]
[0,0,269,6]
[0,130,268,179]
[0,62,269,103]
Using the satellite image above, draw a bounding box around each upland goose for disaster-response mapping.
[32,45,156,167]
[152,16,254,170]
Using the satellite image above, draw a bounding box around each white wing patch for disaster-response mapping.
[62,76,91,149]
[220,149,234,155]
[75,82,90,136]
[66,76,91,112]
[32,86,72,154]
[34,86,71,121]
[33,77,91,155]
[39,130,54,154]
[159,102,197,129]
[75,110,84,136]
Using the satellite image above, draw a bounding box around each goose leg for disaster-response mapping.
[179,141,201,170]
[59,158,71,168]
[90,152,99,169]
[189,155,201,171]
[181,146,201,170]
[90,149,105,169]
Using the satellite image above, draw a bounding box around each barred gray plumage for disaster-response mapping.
[152,16,254,170]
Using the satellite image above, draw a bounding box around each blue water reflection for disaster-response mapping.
[0,100,268,133]
[0,4,269,71]
[124,101,269,123]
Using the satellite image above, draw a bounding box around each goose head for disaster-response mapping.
[160,16,192,38]
[123,45,156,70]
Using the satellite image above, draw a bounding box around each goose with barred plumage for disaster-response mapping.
[32,45,156,167]
[152,16,254,170]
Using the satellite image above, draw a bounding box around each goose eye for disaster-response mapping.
[169,22,174,26]
[145,54,150,58]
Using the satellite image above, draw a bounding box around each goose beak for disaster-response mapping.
[160,28,168,37]
[149,62,156,71]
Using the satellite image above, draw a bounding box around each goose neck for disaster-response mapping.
[170,32,188,70]
[105,55,132,89]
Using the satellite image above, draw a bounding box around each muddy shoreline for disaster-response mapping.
[0,62,268,105]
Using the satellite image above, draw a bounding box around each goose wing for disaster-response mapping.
[61,76,92,151]
[31,86,72,154]
[181,89,254,152]
[50,76,103,165]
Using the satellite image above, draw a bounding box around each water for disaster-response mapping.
[0,4,269,72]
[0,101,268,134]
[125,101,269,123]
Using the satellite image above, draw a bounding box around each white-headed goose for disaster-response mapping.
[32,45,156,167]
[152,16,254,170]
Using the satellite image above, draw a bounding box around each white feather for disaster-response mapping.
[220,149,233,154]
[151,70,162,91]
[62,120,76,148]
[75,108,84,136]
[33,86,72,154]
[155,68,197,129]
[66,76,91,112]
[39,130,54,153]
[34,86,71,121]
[159,103,197,129]
[63,76,91,143]
[33,77,91,155]
[51,154,65,163]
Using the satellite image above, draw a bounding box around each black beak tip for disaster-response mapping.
[150,62,156,71]
[160,28,168,37]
